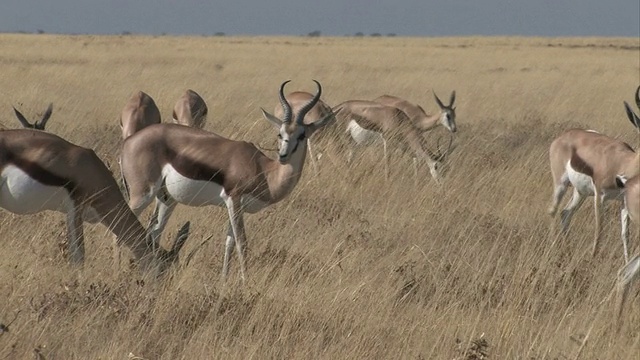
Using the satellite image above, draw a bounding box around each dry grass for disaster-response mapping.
[0,34,639,359]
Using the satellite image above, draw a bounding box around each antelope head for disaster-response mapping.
[433,91,457,133]
[261,80,334,164]
[623,85,640,132]
[13,103,53,130]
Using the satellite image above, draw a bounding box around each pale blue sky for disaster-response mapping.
[2,0,639,37]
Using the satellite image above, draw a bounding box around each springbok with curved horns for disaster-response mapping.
[272,89,335,172]
[172,89,208,129]
[373,91,457,134]
[13,103,53,130]
[120,91,161,140]
[332,100,452,184]
[120,80,334,281]
[548,86,640,261]
[0,129,191,275]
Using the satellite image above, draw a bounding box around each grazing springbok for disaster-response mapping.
[372,91,457,134]
[0,129,191,275]
[13,103,53,130]
[332,100,452,183]
[271,90,335,172]
[172,89,208,129]
[548,86,640,261]
[120,91,161,140]
[120,80,334,281]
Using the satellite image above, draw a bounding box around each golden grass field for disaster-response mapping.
[0,34,638,359]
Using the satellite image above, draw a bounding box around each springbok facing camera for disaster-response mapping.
[332,99,452,184]
[0,129,191,275]
[13,103,53,130]
[172,89,208,129]
[373,91,457,134]
[120,91,161,140]
[547,86,640,261]
[272,90,335,172]
[120,80,333,281]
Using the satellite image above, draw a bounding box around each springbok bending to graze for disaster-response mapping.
[332,100,451,183]
[13,103,53,130]
[172,89,208,129]
[120,91,161,140]
[271,89,335,172]
[0,129,191,274]
[372,91,457,134]
[548,86,640,260]
[120,80,333,281]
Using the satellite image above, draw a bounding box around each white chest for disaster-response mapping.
[347,120,384,146]
[162,165,270,213]
[0,165,73,214]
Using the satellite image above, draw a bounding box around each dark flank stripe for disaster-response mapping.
[167,149,226,186]
[570,152,594,177]
[4,153,76,194]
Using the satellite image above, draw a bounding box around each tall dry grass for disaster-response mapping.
[0,34,638,359]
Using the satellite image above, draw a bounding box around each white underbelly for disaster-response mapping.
[565,161,623,201]
[566,161,594,196]
[347,120,383,146]
[0,165,73,214]
[162,165,270,213]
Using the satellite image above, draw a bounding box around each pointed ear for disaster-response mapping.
[449,91,456,107]
[36,103,53,130]
[12,106,32,128]
[308,112,335,133]
[433,91,445,109]
[261,108,284,129]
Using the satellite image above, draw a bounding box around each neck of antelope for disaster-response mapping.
[100,200,156,266]
[263,139,309,203]
[414,112,442,132]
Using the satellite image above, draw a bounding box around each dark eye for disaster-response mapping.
[277,134,282,139]
[298,133,306,140]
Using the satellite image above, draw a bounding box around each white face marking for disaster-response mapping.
[162,165,269,213]
[0,165,73,214]
[277,125,306,162]
[347,120,384,146]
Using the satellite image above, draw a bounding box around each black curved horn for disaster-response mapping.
[278,80,293,123]
[295,80,322,125]
[635,85,640,109]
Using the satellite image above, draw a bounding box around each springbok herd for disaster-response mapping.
[1,81,639,314]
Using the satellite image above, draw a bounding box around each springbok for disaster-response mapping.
[271,90,335,172]
[172,89,208,129]
[332,100,452,183]
[548,86,640,261]
[615,173,639,319]
[120,80,333,281]
[13,103,53,130]
[120,91,161,140]
[0,129,191,274]
[372,91,457,134]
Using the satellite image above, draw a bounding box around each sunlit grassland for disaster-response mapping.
[0,33,638,359]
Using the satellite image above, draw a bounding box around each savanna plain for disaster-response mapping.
[0,34,638,359]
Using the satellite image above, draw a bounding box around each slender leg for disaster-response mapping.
[66,202,85,266]
[592,189,603,257]
[224,196,247,282]
[412,158,418,186]
[548,178,569,216]
[621,205,630,263]
[148,195,177,250]
[222,221,234,278]
[560,188,586,234]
